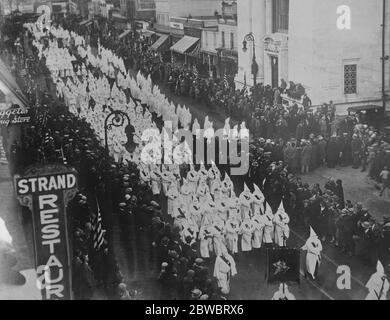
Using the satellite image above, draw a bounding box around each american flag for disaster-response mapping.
[44,131,54,148]
[92,197,105,251]
[192,65,199,78]
[35,109,48,127]
[60,146,68,165]
[223,74,230,89]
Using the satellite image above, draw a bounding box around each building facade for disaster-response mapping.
[236,0,390,114]
[121,0,155,21]
[216,1,237,78]
[154,0,222,33]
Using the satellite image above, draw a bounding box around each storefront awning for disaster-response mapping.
[187,41,201,57]
[151,34,169,51]
[119,29,132,40]
[137,29,156,38]
[170,36,199,54]
[79,19,92,26]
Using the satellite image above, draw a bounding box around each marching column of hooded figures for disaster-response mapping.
[26,23,298,296]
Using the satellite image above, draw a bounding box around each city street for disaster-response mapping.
[110,76,387,300]
[1,1,389,301]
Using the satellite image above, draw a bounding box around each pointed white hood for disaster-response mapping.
[309,226,318,239]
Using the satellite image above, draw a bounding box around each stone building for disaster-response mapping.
[236,0,390,114]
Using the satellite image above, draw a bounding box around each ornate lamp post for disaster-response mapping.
[242,32,258,87]
[104,110,131,152]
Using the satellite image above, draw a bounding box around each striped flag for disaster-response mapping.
[44,131,54,148]
[60,146,68,165]
[192,65,199,78]
[35,109,48,127]
[92,198,105,251]
[223,74,229,89]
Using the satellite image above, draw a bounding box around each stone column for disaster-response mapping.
[265,0,273,35]
[251,0,266,84]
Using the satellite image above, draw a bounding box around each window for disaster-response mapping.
[230,32,234,50]
[221,31,225,48]
[214,33,217,47]
[344,64,357,94]
[272,0,289,33]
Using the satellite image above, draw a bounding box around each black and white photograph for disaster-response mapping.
[0,0,389,303]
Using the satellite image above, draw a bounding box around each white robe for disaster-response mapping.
[302,237,322,279]
[240,219,254,252]
[263,214,274,244]
[212,220,227,257]
[273,213,290,247]
[251,217,265,249]
[150,168,161,195]
[213,254,237,294]
[225,218,240,254]
[166,184,179,217]
[365,274,389,300]
[199,224,213,258]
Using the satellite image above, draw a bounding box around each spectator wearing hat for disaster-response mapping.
[379,166,390,197]
[300,140,312,174]
[326,134,341,168]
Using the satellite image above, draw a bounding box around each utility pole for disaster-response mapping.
[381,0,389,118]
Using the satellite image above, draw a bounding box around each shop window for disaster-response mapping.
[272,0,289,33]
[230,32,234,50]
[344,64,357,94]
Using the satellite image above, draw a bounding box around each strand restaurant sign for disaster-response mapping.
[15,164,78,300]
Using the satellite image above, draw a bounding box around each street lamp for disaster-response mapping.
[104,110,132,152]
[242,32,258,87]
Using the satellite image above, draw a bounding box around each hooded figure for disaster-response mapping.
[197,177,210,205]
[225,212,240,254]
[301,227,323,280]
[365,261,389,300]
[211,175,222,200]
[272,283,296,300]
[139,163,151,185]
[251,184,265,216]
[180,178,193,209]
[198,222,214,258]
[221,174,234,198]
[203,116,214,143]
[212,215,227,257]
[161,165,173,196]
[208,161,221,190]
[213,247,237,295]
[273,201,290,247]
[263,202,274,245]
[239,217,254,252]
[166,180,179,217]
[198,162,209,182]
[150,164,162,195]
[190,196,204,228]
[239,183,253,221]
[223,117,231,139]
[192,118,201,139]
[187,164,199,194]
[251,213,265,249]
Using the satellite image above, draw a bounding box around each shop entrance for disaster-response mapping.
[271,56,279,88]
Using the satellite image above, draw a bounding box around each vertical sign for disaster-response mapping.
[15,164,78,300]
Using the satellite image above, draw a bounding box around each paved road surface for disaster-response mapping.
[111,73,387,300]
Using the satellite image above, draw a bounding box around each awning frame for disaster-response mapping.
[170,36,199,55]
[151,34,170,51]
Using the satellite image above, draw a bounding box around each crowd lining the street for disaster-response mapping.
[0,14,389,300]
